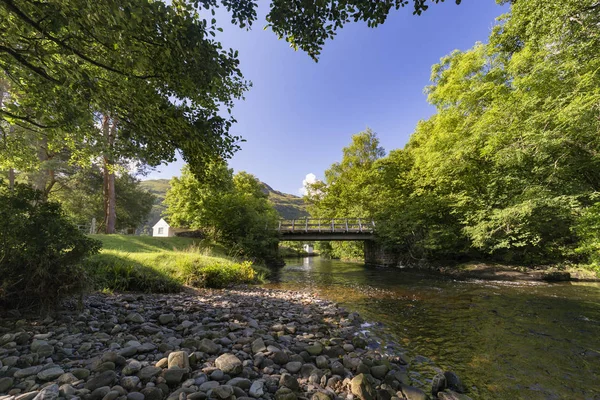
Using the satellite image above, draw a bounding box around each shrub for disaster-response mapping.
[0,183,101,309]
[181,260,260,288]
[85,254,181,293]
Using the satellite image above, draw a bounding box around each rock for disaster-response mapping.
[59,384,76,397]
[284,362,302,374]
[120,376,141,391]
[431,373,447,396]
[127,393,145,400]
[198,339,220,355]
[352,337,367,349]
[155,358,168,369]
[122,360,142,376]
[330,361,345,376]
[126,313,145,324]
[279,374,299,392]
[162,367,186,385]
[57,373,78,385]
[311,393,331,400]
[158,314,175,325]
[399,386,427,400]
[350,374,376,400]
[306,342,323,356]
[542,271,571,282]
[215,354,242,375]
[0,378,14,393]
[315,356,328,369]
[249,381,265,398]
[138,366,162,381]
[199,382,220,392]
[71,368,91,380]
[443,372,466,394]
[85,371,117,391]
[211,385,234,400]
[272,351,289,365]
[32,384,59,400]
[167,352,189,370]
[140,387,164,400]
[119,347,138,357]
[300,364,317,378]
[16,392,38,400]
[225,378,251,390]
[370,365,388,379]
[251,339,266,354]
[37,367,65,381]
[89,387,111,400]
[274,388,297,400]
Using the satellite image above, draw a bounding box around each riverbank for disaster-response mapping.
[0,287,470,400]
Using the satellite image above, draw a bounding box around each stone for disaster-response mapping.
[300,364,317,378]
[305,342,323,356]
[225,378,251,390]
[123,360,142,376]
[274,388,296,400]
[249,381,264,398]
[138,366,162,380]
[89,387,111,400]
[120,376,141,391]
[126,313,145,324]
[431,373,447,396]
[251,339,266,354]
[85,371,117,391]
[399,386,427,400]
[315,356,328,369]
[211,385,234,400]
[71,368,91,380]
[210,370,224,381]
[167,352,189,370]
[330,361,345,376]
[140,387,164,400]
[279,374,299,392]
[199,382,220,392]
[127,393,145,400]
[57,373,78,385]
[350,374,376,400]
[215,354,242,375]
[158,314,175,325]
[370,365,388,379]
[33,384,59,400]
[198,339,220,355]
[119,347,138,357]
[16,392,39,400]
[443,372,466,394]
[284,362,302,374]
[162,368,186,385]
[311,393,331,400]
[0,378,14,393]
[37,367,65,381]
[58,384,76,397]
[272,352,289,365]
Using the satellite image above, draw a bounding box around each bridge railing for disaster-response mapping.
[277,218,375,234]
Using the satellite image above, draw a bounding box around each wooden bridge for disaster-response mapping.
[277,218,375,241]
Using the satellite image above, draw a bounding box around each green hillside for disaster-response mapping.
[139,179,309,226]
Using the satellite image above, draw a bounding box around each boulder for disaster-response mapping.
[215,354,242,375]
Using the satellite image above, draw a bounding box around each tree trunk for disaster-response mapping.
[8,168,14,190]
[102,114,117,234]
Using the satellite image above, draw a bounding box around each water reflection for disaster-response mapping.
[266,258,600,400]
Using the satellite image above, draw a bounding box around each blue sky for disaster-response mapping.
[145,0,508,195]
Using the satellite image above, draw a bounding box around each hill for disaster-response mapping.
[138,179,309,226]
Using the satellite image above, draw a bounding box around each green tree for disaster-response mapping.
[165,164,279,262]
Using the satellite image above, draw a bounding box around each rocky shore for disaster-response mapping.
[0,288,470,400]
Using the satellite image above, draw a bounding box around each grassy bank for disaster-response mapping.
[85,235,269,293]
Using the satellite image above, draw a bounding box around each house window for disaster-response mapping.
[158,227,164,234]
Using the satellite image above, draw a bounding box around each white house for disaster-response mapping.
[153,218,174,237]
[303,244,314,255]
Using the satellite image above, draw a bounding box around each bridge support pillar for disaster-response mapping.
[364,241,397,267]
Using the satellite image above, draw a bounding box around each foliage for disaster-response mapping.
[165,163,280,263]
[309,0,600,266]
[51,168,155,232]
[182,260,258,288]
[0,182,101,309]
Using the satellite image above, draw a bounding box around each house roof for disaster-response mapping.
[152,218,170,229]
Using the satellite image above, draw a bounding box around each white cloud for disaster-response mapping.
[299,173,317,196]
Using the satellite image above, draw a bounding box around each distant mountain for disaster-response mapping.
[260,182,310,220]
[139,179,309,226]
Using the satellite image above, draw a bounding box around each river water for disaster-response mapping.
[264,257,600,400]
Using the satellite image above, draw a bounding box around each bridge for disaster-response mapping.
[277,218,375,241]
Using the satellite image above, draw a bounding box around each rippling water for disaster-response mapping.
[264,257,600,400]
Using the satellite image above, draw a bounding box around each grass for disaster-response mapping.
[85,235,269,293]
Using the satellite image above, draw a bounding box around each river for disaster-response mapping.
[265,257,600,400]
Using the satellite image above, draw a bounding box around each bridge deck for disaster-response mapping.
[277,218,375,241]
